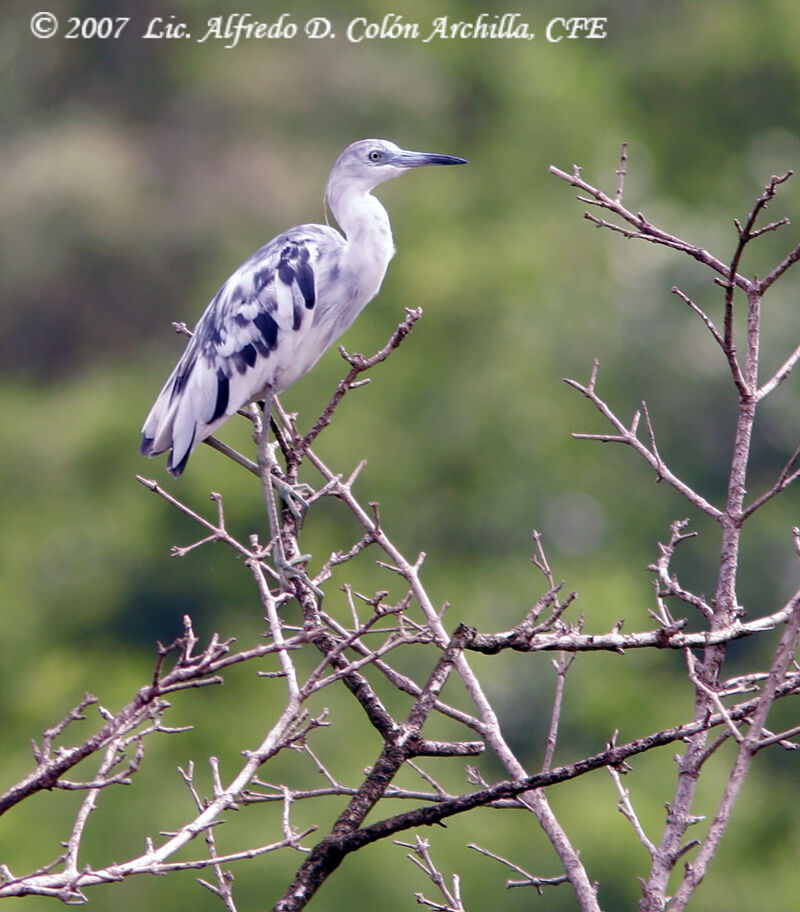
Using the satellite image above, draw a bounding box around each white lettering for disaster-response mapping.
[424,14,532,42]
[305,17,332,39]
[546,17,607,42]
[347,15,419,43]
[198,13,296,48]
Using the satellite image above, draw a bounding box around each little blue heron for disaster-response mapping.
[140,138,466,585]
[141,138,467,475]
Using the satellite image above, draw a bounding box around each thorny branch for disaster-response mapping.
[397,836,466,912]
[467,842,569,893]
[287,306,423,470]
[5,146,800,912]
[553,145,800,912]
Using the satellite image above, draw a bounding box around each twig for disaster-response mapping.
[288,308,423,469]
[542,652,575,771]
[549,163,746,289]
[565,362,723,521]
[468,843,569,893]
[608,766,656,858]
[397,836,466,912]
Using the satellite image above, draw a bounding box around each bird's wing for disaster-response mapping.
[141,225,343,476]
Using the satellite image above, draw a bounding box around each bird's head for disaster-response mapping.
[327,139,467,197]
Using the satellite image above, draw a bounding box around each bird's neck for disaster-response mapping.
[331,188,396,274]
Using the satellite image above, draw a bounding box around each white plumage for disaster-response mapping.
[141,139,466,475]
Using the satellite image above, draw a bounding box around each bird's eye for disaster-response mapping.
[368,150,383,162]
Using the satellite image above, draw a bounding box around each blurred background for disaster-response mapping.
[2,0,800,909]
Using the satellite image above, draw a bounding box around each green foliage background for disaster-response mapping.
[2,1,800,909]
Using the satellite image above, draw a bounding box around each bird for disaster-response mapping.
[140,139,467,477]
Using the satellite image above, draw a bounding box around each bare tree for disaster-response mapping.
[2,148,799,912]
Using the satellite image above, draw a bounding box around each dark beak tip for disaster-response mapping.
[436,155,469,167]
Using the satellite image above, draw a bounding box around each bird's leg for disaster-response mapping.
[256,404,287,571]
[257,398,313,519]
[255,396,319,595]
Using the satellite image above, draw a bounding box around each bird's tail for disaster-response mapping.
[140,379,196,477]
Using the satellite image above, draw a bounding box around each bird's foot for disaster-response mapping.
[259,440,313,521]
[273,550,324,599]
[271,474,314,521]
[256,436,320,596]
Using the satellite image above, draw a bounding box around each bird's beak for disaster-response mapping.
[391,150,468,168]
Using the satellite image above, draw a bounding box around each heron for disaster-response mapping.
[141,138,467,580]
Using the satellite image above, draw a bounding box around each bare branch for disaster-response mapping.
[648,519,713,620]
[542,652,575,771]
[669,598,800,911]
[757,340,800,401]
[549,163,746,289]
[288,307,423,469]
[398,836,466,912]
[466,590,800,654]
[608,765,656,858]
[467,843,569,893]
[614,141,628,202]
[755,238,800,293]
[565,363,723,521]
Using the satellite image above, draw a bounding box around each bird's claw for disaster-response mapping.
[274,552,324,599]
[259,440,313,520]
[271,475,314,521]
